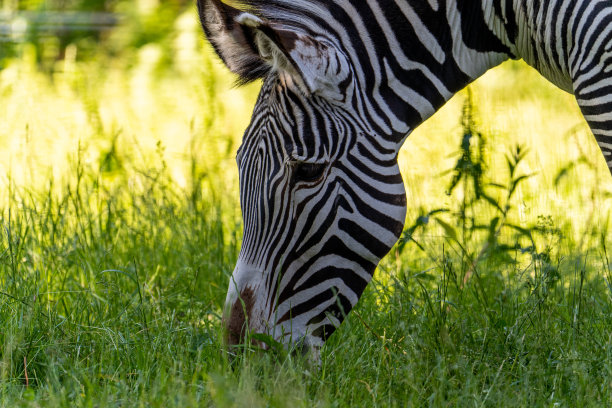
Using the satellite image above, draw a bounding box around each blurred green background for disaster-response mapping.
[1,0,610,217]
[1,0,609,221]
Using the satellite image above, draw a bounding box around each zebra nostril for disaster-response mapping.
[225,287,256,346]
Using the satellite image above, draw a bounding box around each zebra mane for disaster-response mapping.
[229,0,300,19]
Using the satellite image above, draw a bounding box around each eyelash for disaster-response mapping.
[292,162,327,184]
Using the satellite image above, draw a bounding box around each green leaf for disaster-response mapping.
[250,333,286,355]
[481,192,504,213]
[435,217,458,241]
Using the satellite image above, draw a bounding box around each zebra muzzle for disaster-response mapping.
[224,286,256,347]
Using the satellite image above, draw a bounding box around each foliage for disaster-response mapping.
[1,0,192,67]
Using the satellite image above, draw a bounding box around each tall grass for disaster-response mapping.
[0,20,611,406]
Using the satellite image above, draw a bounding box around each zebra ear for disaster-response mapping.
[253,24,351,98]
[197,0,271,83]
[198,0,350,97]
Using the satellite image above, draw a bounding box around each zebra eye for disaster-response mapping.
[292,162,327,184]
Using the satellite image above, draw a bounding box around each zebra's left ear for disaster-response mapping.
[197,0,350,98]
[251,19,352,98]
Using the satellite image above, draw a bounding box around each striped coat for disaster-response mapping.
[198,0,612,351]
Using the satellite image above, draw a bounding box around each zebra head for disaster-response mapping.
[198,0,407,351]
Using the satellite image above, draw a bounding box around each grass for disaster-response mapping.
[1,19,611,406]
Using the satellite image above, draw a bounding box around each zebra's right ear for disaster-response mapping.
[198,0,272,84]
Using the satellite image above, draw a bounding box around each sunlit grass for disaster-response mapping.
[0,20,611,406]
[401,61,611,242]
[2,47,609,234]
[0,40,257,196]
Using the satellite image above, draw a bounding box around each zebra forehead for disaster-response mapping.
[244,85,345,150]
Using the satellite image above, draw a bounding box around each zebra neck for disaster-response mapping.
[508,0,575,93]
[357,0,513,144]
[350,0,578,146]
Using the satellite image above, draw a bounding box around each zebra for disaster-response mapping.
[197,0,612,352]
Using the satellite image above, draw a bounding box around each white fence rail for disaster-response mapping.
[0,12,119,42]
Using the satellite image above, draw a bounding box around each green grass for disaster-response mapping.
[1,26,612,406]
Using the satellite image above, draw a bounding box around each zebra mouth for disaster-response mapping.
[223,284,325,355]
[223,279,280,350]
